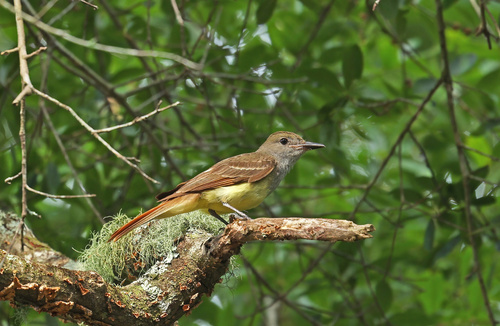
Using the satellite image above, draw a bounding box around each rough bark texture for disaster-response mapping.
[0,215,374,325]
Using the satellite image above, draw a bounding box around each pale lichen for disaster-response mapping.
[78,210,224,283]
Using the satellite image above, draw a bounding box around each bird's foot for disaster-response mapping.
[229,213,252,223]
[208,209,228,225]
[221,202,252,221]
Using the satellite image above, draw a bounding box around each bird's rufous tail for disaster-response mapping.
[108,194,200,242]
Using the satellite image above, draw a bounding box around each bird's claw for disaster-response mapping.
[229,213,252,223]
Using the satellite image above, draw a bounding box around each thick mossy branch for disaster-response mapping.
[1,211,374,325]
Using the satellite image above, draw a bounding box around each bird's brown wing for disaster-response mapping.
[156,181,187,200]
[157,152,277,202]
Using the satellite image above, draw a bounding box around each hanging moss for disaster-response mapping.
[78,211,224,283]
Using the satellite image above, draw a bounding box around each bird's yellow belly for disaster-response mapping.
[198,181,271,213]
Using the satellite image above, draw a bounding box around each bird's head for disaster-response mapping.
[257,131,325,163]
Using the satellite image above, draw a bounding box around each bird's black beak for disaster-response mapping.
[297,141,325,150]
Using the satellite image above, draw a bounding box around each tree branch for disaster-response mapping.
[435,0,496,324]
[0,215,374,325]
[0,0,201,70]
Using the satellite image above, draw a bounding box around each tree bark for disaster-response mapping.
[0,215,374,325]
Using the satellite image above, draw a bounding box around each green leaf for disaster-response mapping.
[477,68,500,93]
[435,235,461,260]
[342,45,363,89]
[413,78,439,95]
[305,68,344,93]
[471,196,496,207]
[417,272,446,315]
[318,46,344,66]
[424,220,435,251]
[256,0,277,25]
[450,54,477,76]
[469,165,489,190]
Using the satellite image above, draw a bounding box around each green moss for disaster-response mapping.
[78,211,224,283]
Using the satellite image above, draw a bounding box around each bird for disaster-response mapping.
[109,131,325,241]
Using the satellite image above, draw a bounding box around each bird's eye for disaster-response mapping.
[279,138,288,145]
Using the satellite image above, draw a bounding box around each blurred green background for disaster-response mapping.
[1,0,499,325]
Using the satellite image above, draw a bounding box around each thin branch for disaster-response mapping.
[367,0,435,78]
[1,47,19,55]
[12,85,32,104]
[30,87,160,184]
[240,256,324,326]
[4,172,22,184]
[13,0,32,88]
[78,0,98,10]
[93,101,181,134]
[40,103,105,222]
[196,71,308,85]
[24,46,47,58]
[292,0,335,70]
[35,0,59,19]
[0,0,201,70]
[170,0,184,26]
[234,0,252,62]
[484,4,500,37]
[358,243,393,326]
[475,0,492,49]
[469,175,498,187]
[435,0,496,324]
[26,185,96,199]
[462,144,500,162]
[12,0,31,253]
[349,78,443,219]
[33,33,186,179]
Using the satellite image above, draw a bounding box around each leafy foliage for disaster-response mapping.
[1,0,499,325]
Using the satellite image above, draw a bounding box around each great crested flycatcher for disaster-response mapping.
[109,131,324,241]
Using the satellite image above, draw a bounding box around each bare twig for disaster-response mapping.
[13,0,31,87]
[476,0,492,49]
[26,185,96,199]
[0,0,201,70]
[30,87,160,184]
[78,0,98,10]
[39,103,104,222]
[24,46,47,58]
[12,86,32,104]
[93,101,181,134]
[1,47,19,55]
[170,0,184,26]
[12,0,31,252]
[4,172,22,184]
